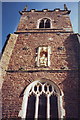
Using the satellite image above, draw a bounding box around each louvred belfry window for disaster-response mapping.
[36,46,51,67]
[18,81,63,119]
[39,18,51,28]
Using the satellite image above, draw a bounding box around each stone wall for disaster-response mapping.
[17,10,72,31]
[1,9,79,119]
[2,70,78,118]
[8,33,78,71]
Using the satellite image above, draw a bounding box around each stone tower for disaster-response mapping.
[1,5,79,119]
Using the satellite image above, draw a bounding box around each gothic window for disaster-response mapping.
[36,46,51,67]
[39,19,44,28]
[39,18,51,28]
[45,19,50,28]
[18,81,64,119]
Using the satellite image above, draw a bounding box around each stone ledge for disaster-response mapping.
[6,69,79,73]
[14,31,73,34]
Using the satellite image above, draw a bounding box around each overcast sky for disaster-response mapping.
[0,1,79,52]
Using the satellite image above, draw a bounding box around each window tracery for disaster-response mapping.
[18,81,65,119]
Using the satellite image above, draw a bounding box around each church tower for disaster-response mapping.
[1,4,79,119]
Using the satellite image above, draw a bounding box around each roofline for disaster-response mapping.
[19,9,71,15]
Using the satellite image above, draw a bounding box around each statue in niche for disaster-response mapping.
[39,47,48,66]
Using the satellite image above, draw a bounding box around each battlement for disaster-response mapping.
[19,9,71,15]
[17,4,72,32]
[19,4,71,15]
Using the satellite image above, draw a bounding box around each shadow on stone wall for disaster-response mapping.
[62,34,79,118]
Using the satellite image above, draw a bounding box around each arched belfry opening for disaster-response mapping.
[39,18,51,28]
[18,80,65,119]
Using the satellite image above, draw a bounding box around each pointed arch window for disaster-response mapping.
[39,18,51,28]
[39,19,44,28]
[45,19,50,28]
[18,81,65,119]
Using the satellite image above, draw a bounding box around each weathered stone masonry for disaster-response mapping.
[1,6,79,119]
